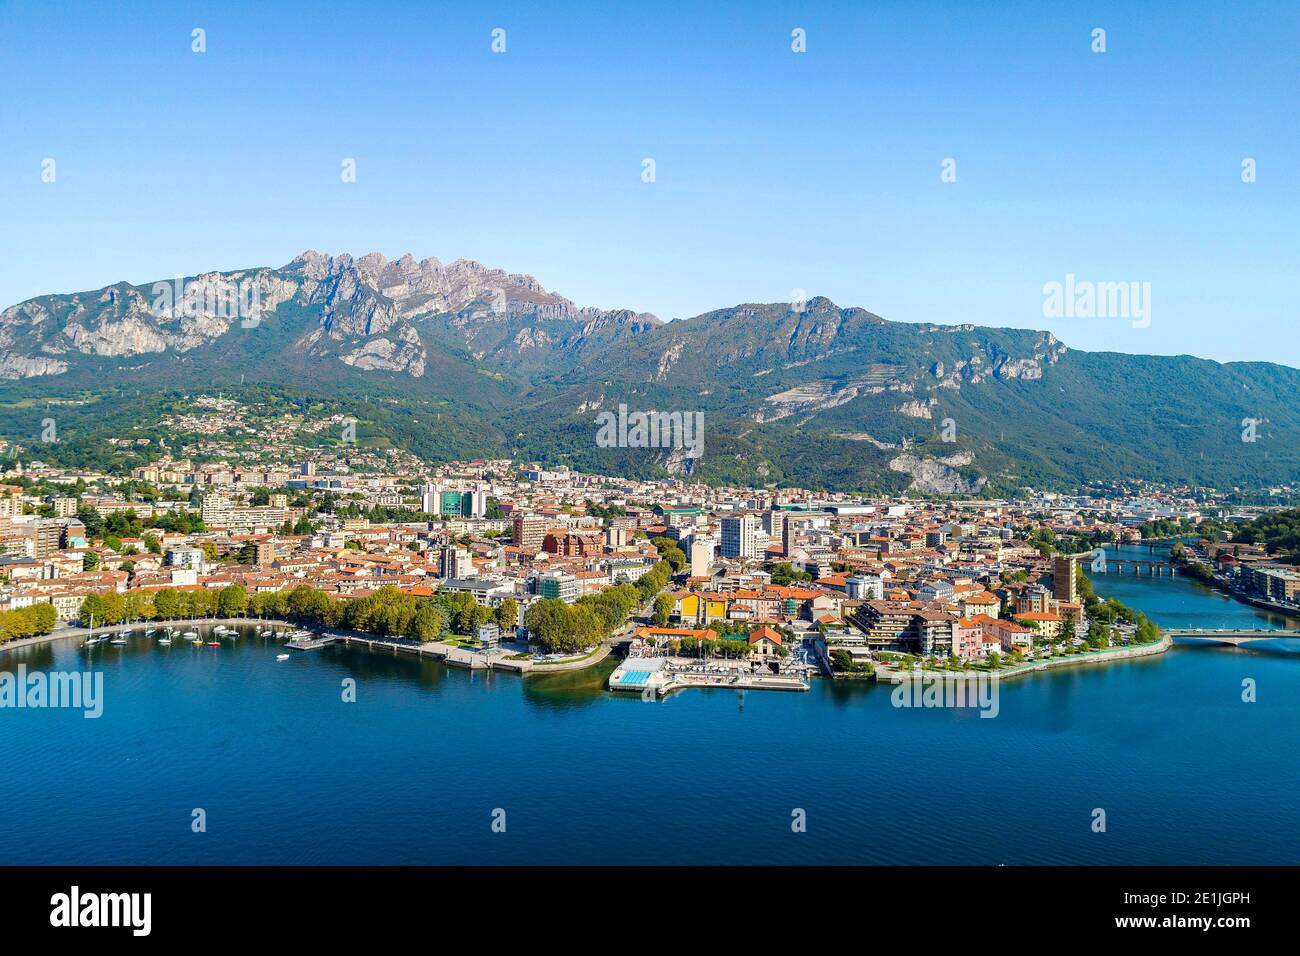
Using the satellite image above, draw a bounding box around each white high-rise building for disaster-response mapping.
[720,515,759,559]
[689,535,716,577]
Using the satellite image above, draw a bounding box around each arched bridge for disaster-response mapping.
[1165,629,1300,646]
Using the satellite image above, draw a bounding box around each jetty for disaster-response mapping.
[286,633,338,651]
[335,634,534,672]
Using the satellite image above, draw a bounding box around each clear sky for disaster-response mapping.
[1,0,1295,365]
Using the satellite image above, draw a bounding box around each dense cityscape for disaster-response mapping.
[3,397,1297,695]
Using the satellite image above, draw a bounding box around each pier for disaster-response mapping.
[286,634,337,651]
[336,634,534,671]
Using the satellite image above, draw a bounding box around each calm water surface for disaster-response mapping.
[2,543,1297,865]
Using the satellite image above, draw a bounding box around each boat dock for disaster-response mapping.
[336,635,533,672]
[286,633,338,651]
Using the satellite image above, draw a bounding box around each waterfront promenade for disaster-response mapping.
[0,617,617,679]
[872,636,1172,684]
[0,616,293,655]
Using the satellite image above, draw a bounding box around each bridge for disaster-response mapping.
[1165,628,1300,646]
[1098,559,1178,576]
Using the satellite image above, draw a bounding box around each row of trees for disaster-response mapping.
[71,555,675,650]
[79,584,252,625]
[0,604,58,643]
[524,583,641,654]
[77,583,518,644]
[525,560,674,654]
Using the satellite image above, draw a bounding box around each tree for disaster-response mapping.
[97,592,125,625]
[217,584,249,618]
[79,594,106,627]
[0,603,58,643]
[83,551,100,572]
[525,598,571,651]
[408,604,446,642]
[32,602,57,634]
[76,506,104,537]
[495,597,519,631]
[653,593,674,626]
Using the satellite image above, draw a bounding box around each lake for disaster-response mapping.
[2,544,1297,865]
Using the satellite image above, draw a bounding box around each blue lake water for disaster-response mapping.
[2,544,1298,865]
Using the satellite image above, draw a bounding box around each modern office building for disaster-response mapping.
[720,515,759,559]
[535,570,578,603]
[421,484,487,519]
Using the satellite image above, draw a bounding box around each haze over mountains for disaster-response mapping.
[1,251,1297,496]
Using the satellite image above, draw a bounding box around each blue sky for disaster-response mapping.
[1,0,1295,365]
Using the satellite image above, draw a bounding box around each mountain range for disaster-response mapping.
[1,250,1297,496]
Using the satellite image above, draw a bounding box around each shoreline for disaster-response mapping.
[872,636,1173,684]
[1135,542,1300,622]
[0,616,616,677]
[985,635,1172,681]
[0,617,298,657]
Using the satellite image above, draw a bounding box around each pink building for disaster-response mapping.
[951,617,985,659]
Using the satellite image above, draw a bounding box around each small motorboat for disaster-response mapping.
[276,653,291,662]
[109,638,127,645]
[182,631,198,638]
[206,641,221,647]
[158,637,172,645]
